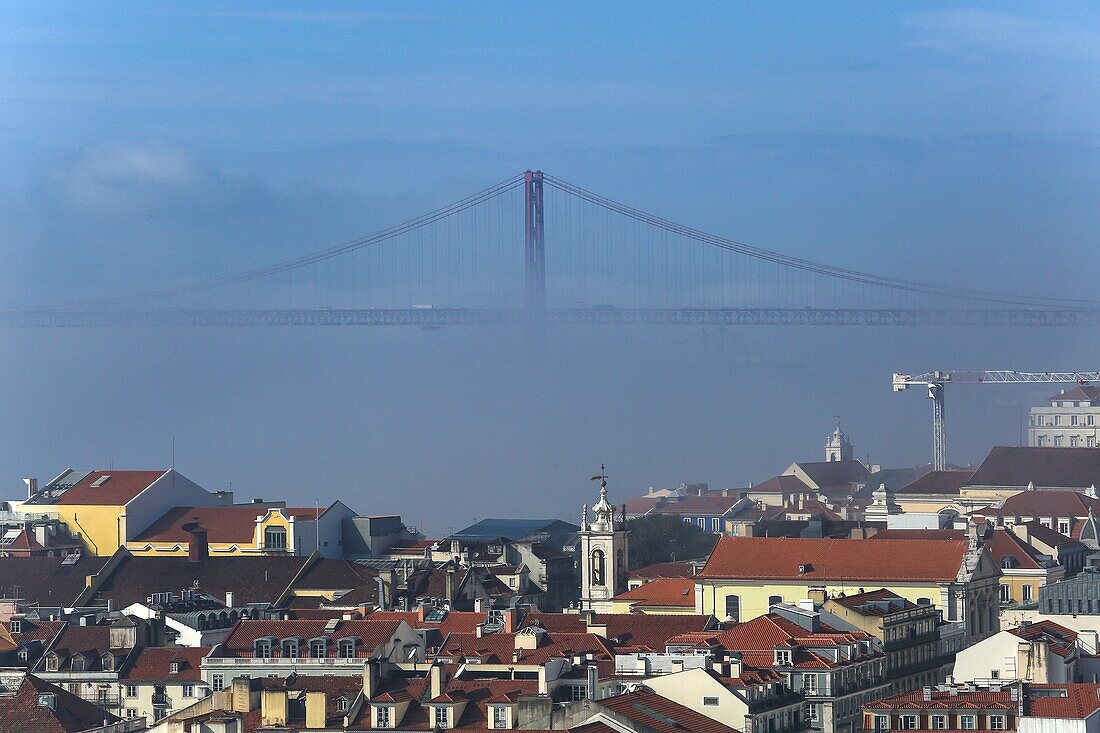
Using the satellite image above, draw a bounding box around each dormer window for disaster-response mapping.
[10,619,22,633]
[336,696,349,712]
[309,638,327,658]
[435,706,451,729]
[492,705,509,728]
[254,638,273,658]
[775,649,792,666]
[375,705,393,728]
[169,661,180,674]
[45,653,59,672]
[17,648,28,663]
[71,654,86,672]
[282,639,299,659]
[338,638,357,659]
[102,654,114,671]
[264,526,287,550]
[1002,557,1017,569]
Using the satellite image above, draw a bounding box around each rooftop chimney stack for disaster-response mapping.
[23,478,37,500]
[182,522,209,564]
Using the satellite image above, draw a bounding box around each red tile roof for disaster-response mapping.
[717,614,877,672]
[611,578,695,608]
[122,646,208,681]
[135,505,325,544]
[897,469,976,495]
[434,631,614,665]
[988,529,1051,571]
[1028,684,1100,718]
[790,460,870,489]
[1020,521,1087,549]
[596,690,741,733]
[370,610,489,635]
[989,490,1100,518]
[1048,386,1100,403]
[750,475,812,494]
[628,562,697,580]
[520,613,716,652]
[866,686,1017,710]
[869,529,966,540]
[222,619,405,658]
[969,447,1100,489]
[53,470,167,506]
[1010,621,1079,660]
[0,674,121,733]
[699,536,968,582]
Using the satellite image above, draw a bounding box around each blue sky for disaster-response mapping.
[2,3,1099,530]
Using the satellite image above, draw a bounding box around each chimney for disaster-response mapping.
[226,591,235,608]
[586,665,598,700]
[417,603,428,623]
[182,523,208,564]
[537,665,548,696]
[502,607,518,634]
[445,566,456,600]
[363,659,380,700]
[23,478,37,500]
[261,690,288,726]
[429,663,444,700]
[474,598,485,614]
[305,691,327,729]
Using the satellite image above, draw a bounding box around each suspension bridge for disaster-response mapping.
[5,171,1099,328]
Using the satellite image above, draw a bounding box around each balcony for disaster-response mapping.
[151,693,172,707]
[204,656,365,667]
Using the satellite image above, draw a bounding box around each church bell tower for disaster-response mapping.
[579,466,629,612]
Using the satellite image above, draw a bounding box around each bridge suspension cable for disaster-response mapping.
[542,174,1099,309]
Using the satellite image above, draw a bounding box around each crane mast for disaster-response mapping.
[892,370,1100,471]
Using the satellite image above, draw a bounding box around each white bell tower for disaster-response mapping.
[825,416,854,462]
[579,466,629,613]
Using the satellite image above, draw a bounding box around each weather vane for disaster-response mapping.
[590,464,608,489]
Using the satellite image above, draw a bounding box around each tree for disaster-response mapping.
[625,514,719,570]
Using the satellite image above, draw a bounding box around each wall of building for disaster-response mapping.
[124,471,217,544]
[60,504,128,556]
[644,668,748,731]
[118,679,209,723]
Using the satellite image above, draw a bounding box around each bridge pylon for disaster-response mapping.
[524,170,545,312]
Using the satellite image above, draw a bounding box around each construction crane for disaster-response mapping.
[892,371,1100,471]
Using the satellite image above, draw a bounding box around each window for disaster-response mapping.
[991,670,1000,679]
[570,685,587,701]
[1060,520,1071,535]
[702,696,720,707]
[711,518,721,532]
[774,649,791,666]
[493,706,508,728]
[931,714,947,730]
[71,655,85,672]
[282,639,299,658]
[1072,437,1080,448]
[591,549,605,586]
[1090,437,1097,448]
[959,715,976,730]
[1054,436,1063,447]
[169,661,179,674]
[1022,584,1034,601]
[916,597,931,606]
[309,639,327,658]
[802,673,817,693]
[768,595,784,607]
[377,706,392,728]
[265,526,287,549]
[724,595,740,622]
[697,518,706,529]
[336,696,349,712]
[874,715,889,731]
[899,715,918,730]
[990,715,1006,730]
[17,649,27,662]
[126,709,138,719]
[183,684,194,698]
[211,674,225,692]
[339,639,356,658]
[126,685,138,698]
[1000,584,1011,603]
[435,706,450,729]
[806,703,819,722]
[9,619,21,633]
[255,639,273,658]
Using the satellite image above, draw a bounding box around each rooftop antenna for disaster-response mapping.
[171,438,176,469]
[315,499,320,554]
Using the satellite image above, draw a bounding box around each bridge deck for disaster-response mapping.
[3,308,1099,327]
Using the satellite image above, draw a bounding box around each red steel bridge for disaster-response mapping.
[5,171,1100,328]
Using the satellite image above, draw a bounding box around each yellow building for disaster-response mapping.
[22,469,218,556]
[988,528,1064,607]
[124,501,356,558]
[609,577,697,614]
[693,535,1001,645]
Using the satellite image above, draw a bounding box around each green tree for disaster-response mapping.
[626,514,719,570]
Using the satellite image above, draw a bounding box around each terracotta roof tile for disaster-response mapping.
[122,646,208,681]
[1028,683,1100,718]
[611,578,695,608]
[628,562,697,580]
[222,619,405,658]
[597,690,741,733]
[969,447,1100,489]
[53,470,167,506]
[896,469,976,495]
[699,536,968,581]
[0,674,121,733]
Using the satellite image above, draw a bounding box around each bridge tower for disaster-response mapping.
[524,170,545,312]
